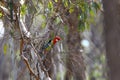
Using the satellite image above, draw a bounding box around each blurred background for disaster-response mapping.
[0,0,116,80]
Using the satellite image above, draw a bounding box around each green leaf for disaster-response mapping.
[55,0,58,2]
[20,4,27,16]
[3,43,8,55]
[92,2,100,12]
[85,22,90,30]
[48,1,53,10]
[41,15,46,19]
[0,12,3,18]
[64,1,68,7]
[55,17,61,24]
[78,21,85,32]
[69,8,74,13]
[89,8,95,17]
[41,22,46,29]
[69,5,74,13]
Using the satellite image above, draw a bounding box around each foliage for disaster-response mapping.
[0,0,103,80]
[20,4,27,16]
[33,0,102,31]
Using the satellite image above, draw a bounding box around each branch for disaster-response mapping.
[0,5,10,15]
[21,55,39,80]
[20,19,31,38]
[30,42,49,77]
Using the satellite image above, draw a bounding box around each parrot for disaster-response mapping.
[41,36,61,52]
[39,36,61,59]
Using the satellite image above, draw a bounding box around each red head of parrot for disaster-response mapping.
[52,36,61,45]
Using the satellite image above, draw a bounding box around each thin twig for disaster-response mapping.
[36,62,40,79]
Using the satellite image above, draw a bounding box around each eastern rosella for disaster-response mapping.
[39,36,61,57]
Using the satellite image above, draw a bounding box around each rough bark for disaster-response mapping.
[103,0,120,80]
[65,7,85,80]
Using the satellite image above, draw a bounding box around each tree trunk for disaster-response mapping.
[103,0,120,80]
[65,7,85,80]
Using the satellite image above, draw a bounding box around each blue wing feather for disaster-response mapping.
[42,39,52,50]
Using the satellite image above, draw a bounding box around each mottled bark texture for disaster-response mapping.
[103,0,120,80]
